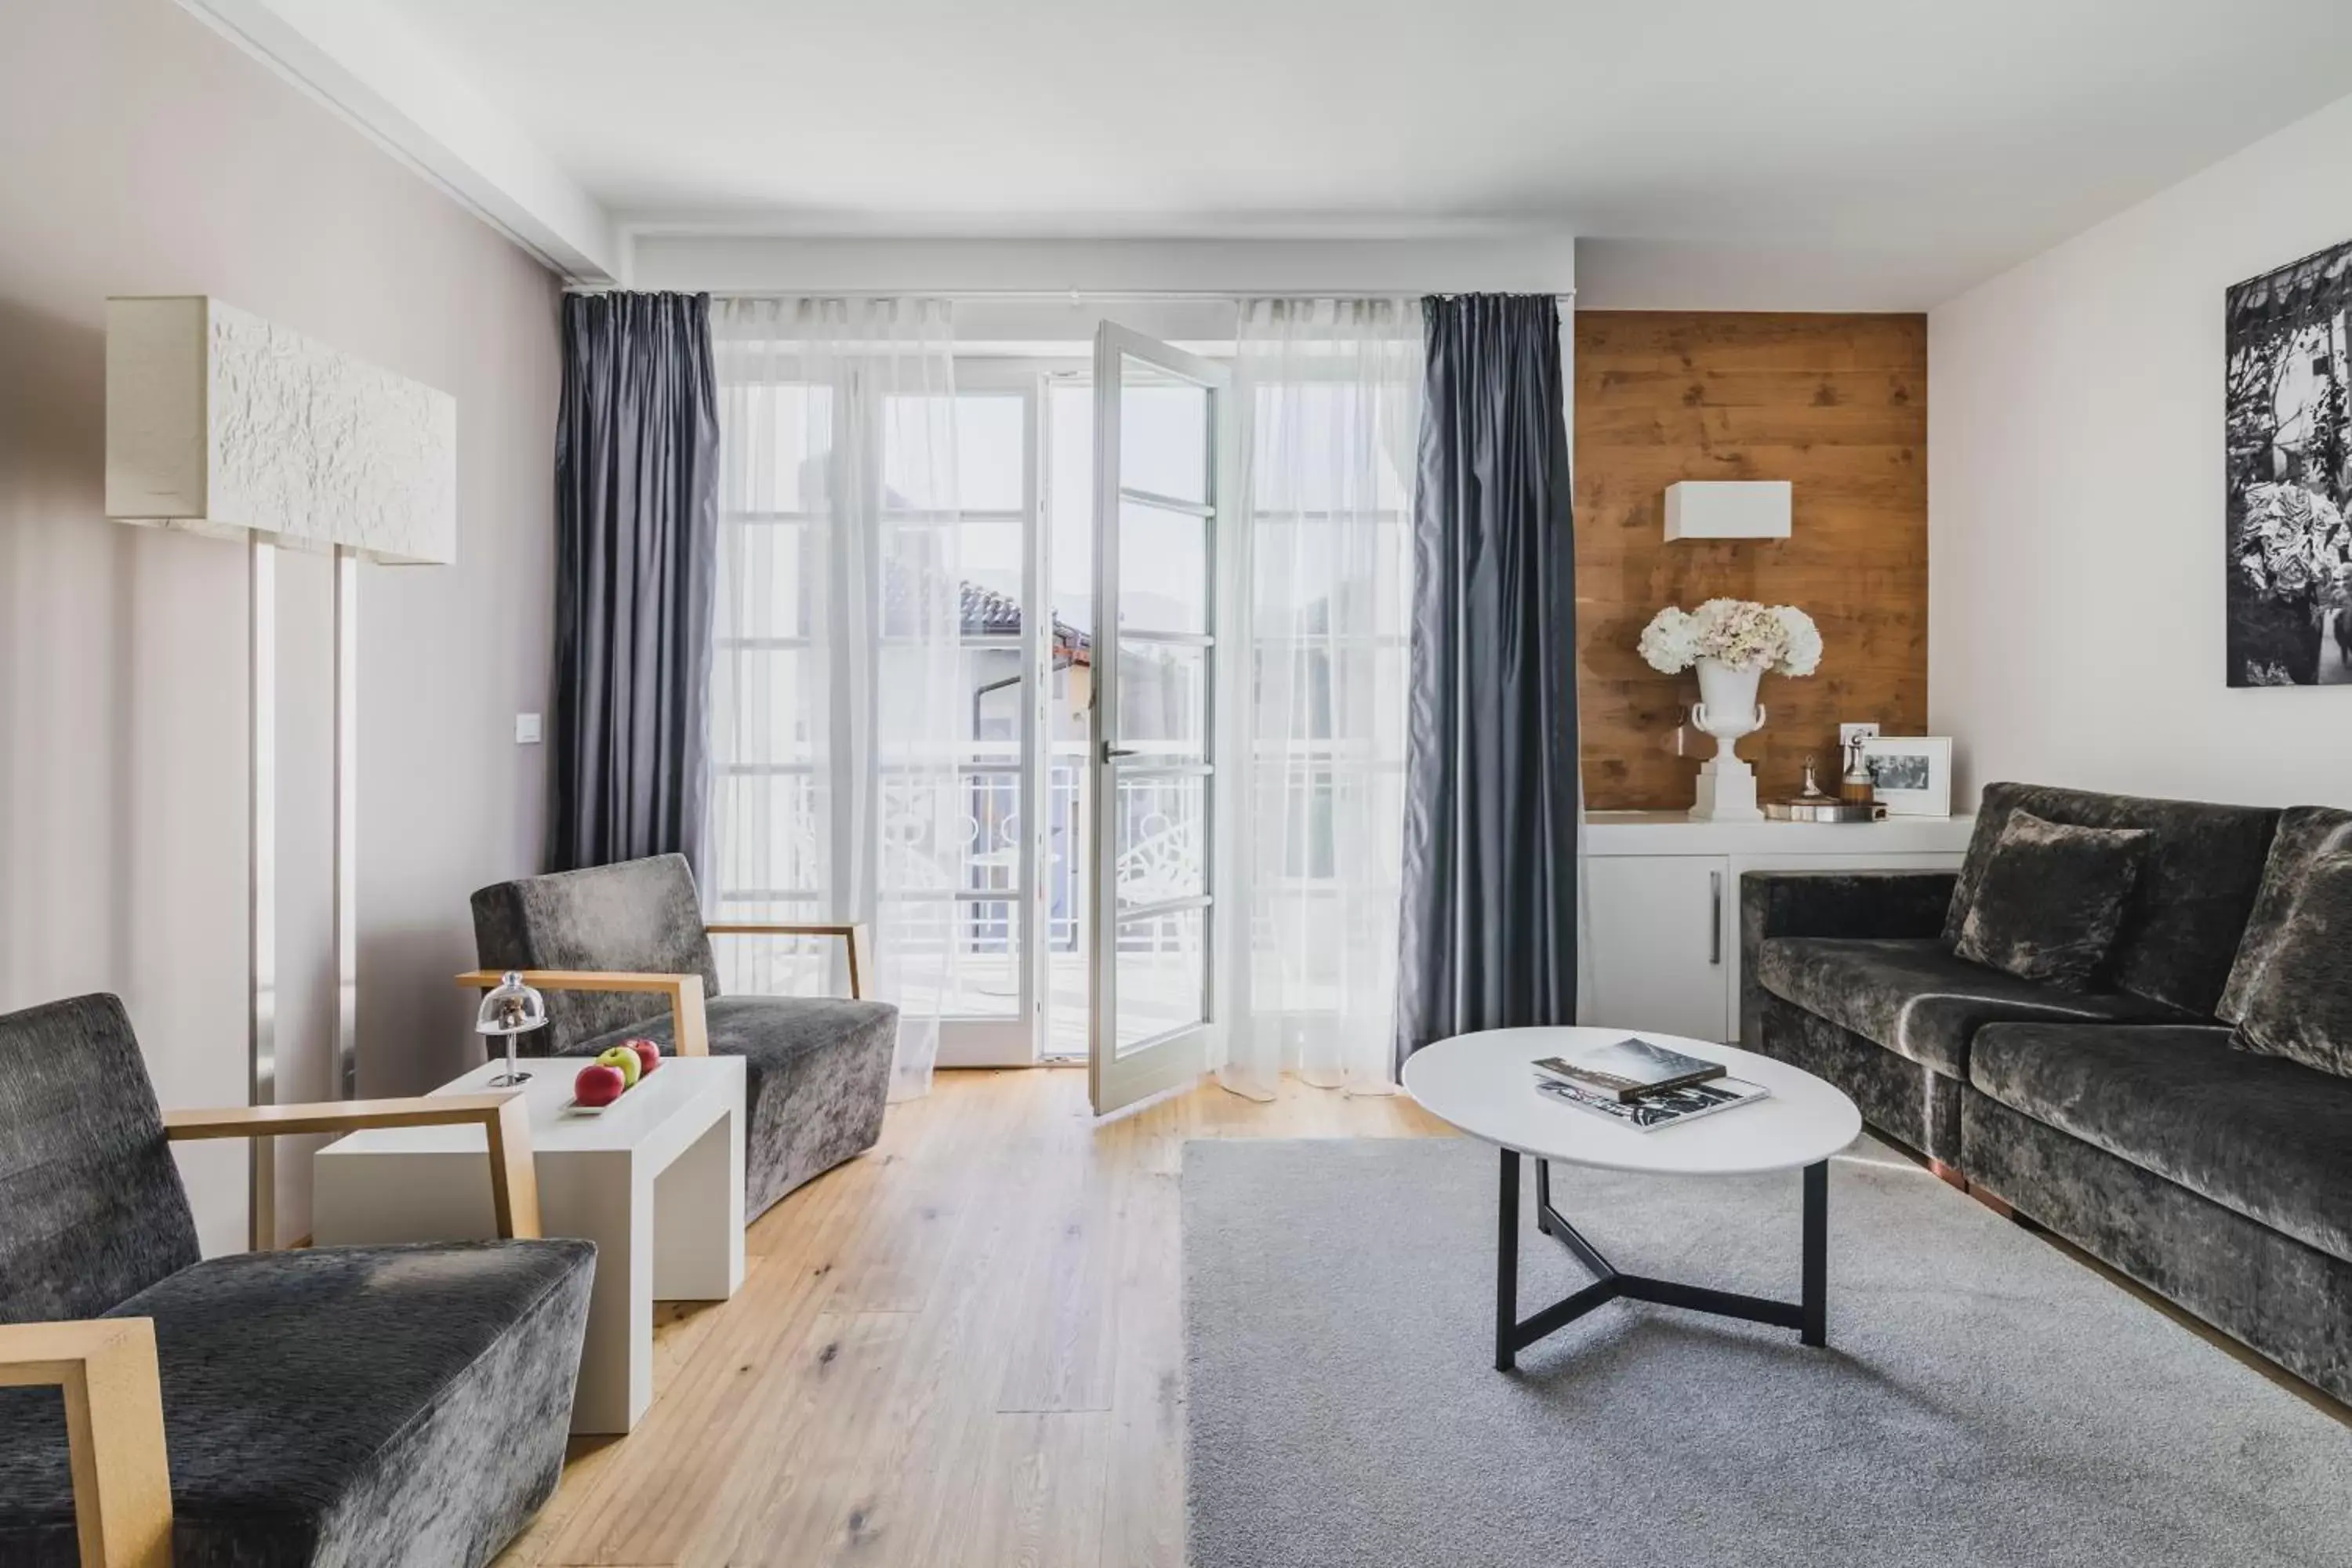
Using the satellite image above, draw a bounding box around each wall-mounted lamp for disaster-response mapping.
[1664,480,1791,540]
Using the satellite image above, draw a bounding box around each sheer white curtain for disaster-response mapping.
[708,297,966,1102]
[1224,298,1425,1099]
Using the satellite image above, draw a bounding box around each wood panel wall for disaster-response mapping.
[1574,312,1928,811]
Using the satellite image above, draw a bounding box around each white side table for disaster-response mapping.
[313,1056,746,1433]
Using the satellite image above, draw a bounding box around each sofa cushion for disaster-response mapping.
[1970,1022,2352,1267]
[1755,937,2190,1080]
[0,1239,594,1568]
[2227,850,2352,1077]
[1944,783,2281,1017]
[472,855,724,1054]
[2220,804,2352,1032]
[1954,810,2150,990]
[579,994,898,1215]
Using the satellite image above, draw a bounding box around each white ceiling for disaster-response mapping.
[278,0,2352,303]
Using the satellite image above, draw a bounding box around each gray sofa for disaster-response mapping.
[473,854,898,1218]
[1744,783,2352,1403]
[0,993,594,1567]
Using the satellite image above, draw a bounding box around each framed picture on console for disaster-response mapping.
[1861,735,1952,816]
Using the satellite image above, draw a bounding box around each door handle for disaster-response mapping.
[1710,870,1725,966]
[1102,742,1138,762]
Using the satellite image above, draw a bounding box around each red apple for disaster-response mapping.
[623,1037,661,1077]
[574,1062,626,1109]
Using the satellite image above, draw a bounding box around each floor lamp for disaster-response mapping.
[105,296,456,1250]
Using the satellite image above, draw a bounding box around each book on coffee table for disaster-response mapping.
[1532,1036,1726,1102]
[1534,1073,1771,1131]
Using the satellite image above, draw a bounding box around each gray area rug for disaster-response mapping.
[1185,1136,2352,1568]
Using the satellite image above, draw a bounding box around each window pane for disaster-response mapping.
[711,774,822,900]
[1119,501,1208,634]
[717,519,810,641]
[1049,383,1094,639]
[958,771,1024,897]
[722,383,833,513]
[1119,360,1208,503]
[1248,383,1414,512]
[711,648,818,766]
[883,392,1025,512]
[1113,773,1203,907]
[956,517,1025,613]
[1115,904,1205,1054]
[1114,643,1207,761]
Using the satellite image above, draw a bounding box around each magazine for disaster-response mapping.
[1532,1036,1727,1102]
[1534,1072,1770,1132]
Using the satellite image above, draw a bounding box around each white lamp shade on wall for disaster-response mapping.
[104,296,456,564]
[1664,480,1791,541]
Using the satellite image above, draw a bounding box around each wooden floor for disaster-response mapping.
[495,1067,1451,1568]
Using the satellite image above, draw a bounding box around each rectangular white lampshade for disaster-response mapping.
[1664,480,1791,541]
[105,296,456,565]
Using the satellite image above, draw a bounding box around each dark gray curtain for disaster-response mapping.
[1396,293,1579,1066]
[549,291,719,875]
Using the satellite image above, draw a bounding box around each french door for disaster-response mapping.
[1088,324,1236,1115]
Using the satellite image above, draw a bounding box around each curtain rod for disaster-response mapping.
[572,287,1575,303]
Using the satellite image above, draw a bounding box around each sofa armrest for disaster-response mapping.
[1738,869,1958,1051]
[0,1318,172,1566]
[457,968,710,1058]
[705,921,872,1000]
[165,1094,542,1240]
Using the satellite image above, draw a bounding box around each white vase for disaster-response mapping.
[1688,656,1766,822]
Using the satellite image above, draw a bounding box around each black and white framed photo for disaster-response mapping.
[1860,735,1953,817]
[2226,238,2352,687]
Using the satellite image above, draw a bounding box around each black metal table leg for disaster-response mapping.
[1491,1150,1831,1369]
[1801,1159,1828,1347]
[1495,1149,1520,1371]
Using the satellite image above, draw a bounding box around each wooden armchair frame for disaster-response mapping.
[1,1092,542,1567]
[457,920,871,1062]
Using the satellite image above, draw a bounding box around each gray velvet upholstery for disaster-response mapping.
[579,996,894,1215]
[1971,1022,2352,1265]
[0,994,200,1324]
[473,855,898,1217]
[1965,1087,2352,1406]
[1943,782,2280,1016]
[0,994,595,1568]
[1754,937,2190,1080]
[471,853,721,1054]
[1953,810,2150,990]
[2218,805,2352,1024]
[1737,870,1964,1161]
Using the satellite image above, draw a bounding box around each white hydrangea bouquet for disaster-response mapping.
[1638,598,1823,677]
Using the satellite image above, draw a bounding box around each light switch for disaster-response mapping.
[515,713,543,745]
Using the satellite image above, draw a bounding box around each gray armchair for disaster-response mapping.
[467,854,898,1218]
[0,993,594,1567]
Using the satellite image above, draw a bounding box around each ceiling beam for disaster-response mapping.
[180,0,619,283]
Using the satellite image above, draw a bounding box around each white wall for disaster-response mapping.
[1930,89,2352,811]
[1,0,559,1250]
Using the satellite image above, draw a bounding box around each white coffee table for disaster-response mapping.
[1403,1026,1860,1371]
[312,1055,746,1433]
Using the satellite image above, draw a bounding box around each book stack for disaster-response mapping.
[1532,1036,1769,1132]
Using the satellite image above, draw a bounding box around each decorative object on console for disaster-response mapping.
[2224,238,2352,688]
[475,971,549,1087]
[105,296,457,1250]
[1766,760,1884,822]
[1953,809,2151,990]
[1860,735,1952,816]
[1639,599,1822,822]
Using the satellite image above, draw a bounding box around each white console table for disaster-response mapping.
[1583,811,1977,1044]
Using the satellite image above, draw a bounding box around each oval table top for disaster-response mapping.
[1402,1025,1861,1177]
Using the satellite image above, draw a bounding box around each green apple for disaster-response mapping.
[594,1044,643,1087]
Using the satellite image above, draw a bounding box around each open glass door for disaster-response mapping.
[1088,325,1232,1114]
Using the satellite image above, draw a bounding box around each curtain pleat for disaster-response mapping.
[1395,294,1579,1066]
[550,291,720,876]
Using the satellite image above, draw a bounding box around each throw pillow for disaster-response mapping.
[1955,809,2151,990]
[2232,850,2352,1077]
